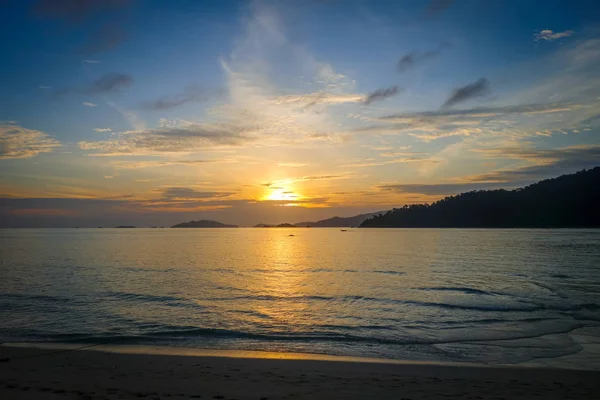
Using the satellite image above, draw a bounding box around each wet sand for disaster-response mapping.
[1,344,599,400]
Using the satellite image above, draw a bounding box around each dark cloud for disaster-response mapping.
[142,86,216,111]
[423,0,455,19]
[82,23,128,54]
[397,42,450,72]
[468,145,600,182]
[56,73,133,96]
[158,188,234,200]
[379,182,516,196]
[364,86,401,105]
[33,0,134,54]
[441,78,491,109]
[33,0,132,23]
[88,73,133,93]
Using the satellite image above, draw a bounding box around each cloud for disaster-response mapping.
[157,187,234,200]
[423,0,455,19]
[83,102,97,107]
[534,29,574,42]
[79,120,257,155]
[0,124,61,159]
[466,144,600,182]
[87,73,133,93]
[94,128,112,132]
[141,86,215,110]
[364,86,401,105]
[442,78,490,108]
[356,102,585,141]
[83,60,101,64]
[57,73,133,96]
[114,159,218,169]
[278,162,307,167]
[33,0,134,54]
[270,93,365,107]
[39,85,52,89]
[379,182,513,195]
[82,23,128,54]
[33,0,133,23]
[397,42,450,72]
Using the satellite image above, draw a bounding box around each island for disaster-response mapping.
[115,225,136,228]
[171,220,238,228]
[361,167,600,228]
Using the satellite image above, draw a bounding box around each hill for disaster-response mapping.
[172,220,238,228]
[294,212,381,227]
[361,168,600,228]
[254,223,297,227]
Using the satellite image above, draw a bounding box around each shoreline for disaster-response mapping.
[2,344,599,400]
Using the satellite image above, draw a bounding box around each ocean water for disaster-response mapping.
[1,228,599,368]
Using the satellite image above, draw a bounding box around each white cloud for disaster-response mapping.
[534,29,574,41]
[38,85,52,89]
[83,102,97,107]
[0,124,61,159]
[94,128,112,132]
[83,60,101,64]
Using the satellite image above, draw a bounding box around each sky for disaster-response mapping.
[1,0,600,227]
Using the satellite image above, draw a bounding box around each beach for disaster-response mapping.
[1,345,599,400]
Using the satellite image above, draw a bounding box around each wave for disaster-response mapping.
[415,287,494,295]
[9,319,590,350]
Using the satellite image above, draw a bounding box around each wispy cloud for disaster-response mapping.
[423,0,455,19]
[83,60,101,64]
[38,85,52,89]
[534,29,574,41]
[87,73,133,93]
[442,78,490,108]
[379,182,512,195]
[33,0,134,54]
[94,128,112,133]
[83,102,97,107]
[157,187,234,200]
[0,124,61,159]
[278,162,307,168]
[79,120,257,156]
[364,86,401,105]
[397,42,450,72]
[141,86,217,110]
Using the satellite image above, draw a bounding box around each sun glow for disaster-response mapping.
[264,187,300,201]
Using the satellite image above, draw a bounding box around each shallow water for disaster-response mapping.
[1,228,599,367]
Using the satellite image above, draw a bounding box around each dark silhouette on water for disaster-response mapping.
[361,167,600,228]
[172,220,238,228]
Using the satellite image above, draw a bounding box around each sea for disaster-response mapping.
[1,228,599,369]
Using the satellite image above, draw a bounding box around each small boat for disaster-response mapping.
[340,229,347,232]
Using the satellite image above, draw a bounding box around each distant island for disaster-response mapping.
[115,225,136,228]
[172,220,238,228]
[361,167,600,228]
[253,213,381,228]
[294,212,380,228]
[254,223,296,228]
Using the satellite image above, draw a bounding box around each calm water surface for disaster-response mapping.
[1,228,599,367]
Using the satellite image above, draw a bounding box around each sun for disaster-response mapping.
[265,188,299,201]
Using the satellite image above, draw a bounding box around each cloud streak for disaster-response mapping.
[364,86,401,105]
[397,42,450,72]
[142,86,216,111]
[442,78,490,108]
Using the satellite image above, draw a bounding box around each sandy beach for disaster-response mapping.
[1,345,599,400]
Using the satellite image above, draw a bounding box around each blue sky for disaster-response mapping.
[1,0,600,227]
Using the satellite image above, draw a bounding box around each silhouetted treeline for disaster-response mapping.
[361,167,600,228]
